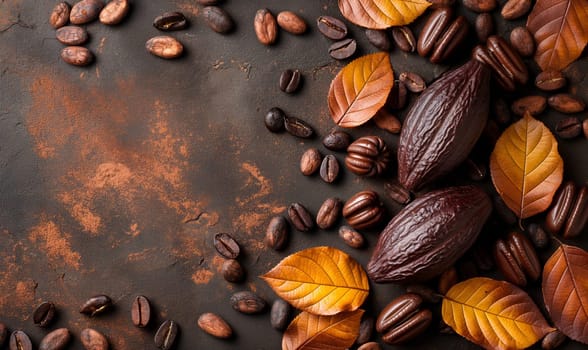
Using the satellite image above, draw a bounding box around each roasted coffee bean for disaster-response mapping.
[555,117,582,139]
[493,98,512,125]
[99,0,129,25]
[222,259,245,283]
[487,35,528,85]
[80,295,112,316]
[202,6,234,34]
[329,38,356,60]
[34,301,56,327]
[265,216,288,250]
[384,181,411,205]
[39,328,71,350]
[70,0,104,24]
[345,136,391,176]
[230,291,266,314]
[343,190,385,230]
[365,29,391,51]
[399,72,426,93]
[284,116,314,138]
[287,202,314,232]
[270,299,291,331]
[316,197,342,229]
[10,331,32,350]
[472,45,516,91]
[475,13,494,43]
[61,46,93,66]
[501,0,531,20]
[322,130,351,151]
[56,26,88,45]
[406,284,442,304]
[437,267,458,294]
[154,320,178,350]
[373,109,401,134]
[535,70,566,91]
[466,158,487,181]
[81,328,108,350]
[320,155,339,183]
[300,148,322,175]
[511,95,547,116]
[493,231,541,287]
[418,7,453,57]
[357,317,374,345]
[198,313,232,339]
[50,2,71,29]
[264,107,285,132]
[358,342,382,350]
[254,9,277,45]
[0,323,6,347]
[214,233,240,259]
[430,16,468,63]
[277,11,306,34]
[317,16,347,40]
[510,26,535,57]
[338,225,365,248]
[463,0,497,12]
[542,330,567,350]
[527,223,550,249]
[145,36,183,59]
[548,93,586,113]
[376,294,432,345]
[279,69,302,93]
[391,26,416,52]
[153,12,187,31]
[563,186,588,238]
[131,295,151,328]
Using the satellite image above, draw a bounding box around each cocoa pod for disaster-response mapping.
[367,186,492,283]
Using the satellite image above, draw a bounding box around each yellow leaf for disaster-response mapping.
[490,112,563,219]
[282,310,363,350]
[261,246,369,315]
[328,52,394,128]
[442,277,555,350]
[338,0,431,29]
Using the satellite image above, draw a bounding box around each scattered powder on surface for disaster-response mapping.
[127,223,140,237]
[28,216,82,270]
[191,269,214,285]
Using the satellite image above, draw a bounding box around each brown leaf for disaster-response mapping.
[542,244,588,344]
[338,0,431,29]
[527,0,588,71]
[282,310,363,350]
[328,52,394,128]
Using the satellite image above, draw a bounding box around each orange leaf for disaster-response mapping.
[261,246,369,316]
[282,310,363,350]
[338,0,431,29]
[442,277,555,350]
[328,52,394,128]
[490,112,563,219]
[527,0,588,71]
[542,244,588,344]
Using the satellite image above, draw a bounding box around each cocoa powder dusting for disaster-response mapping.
[28,216,82,269]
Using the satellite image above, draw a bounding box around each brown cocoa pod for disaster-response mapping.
[368,186,491,283]
[417,7,453,57]
[345,136,391,177]
[287,202,314,232]
[265,216,289,250]
[563,185,588,238]
[339,225,365,248]
[398,60,490,191]
[316,197,342,229]
[391,26,416,53]
[548,93,586,113]
[511,95,547,116]
[462,0,497,12]
[501,0,532,20]
[197,313,232,339]
[384,181,411,205]
[376,294,432,345]
[535,70,566,91]
[39,328,71,350]
[61,46,94,66]
[472,45,516,91]
[277,11,306,35]
[487,35,528,85]
[542,330,567,349]
[50,2,71,29]
[300,148,322,175]
[493,231,541,287]
[254,9,277,45]
[475,13,494,43]
[342,190,385,230]
[510,27,535,57]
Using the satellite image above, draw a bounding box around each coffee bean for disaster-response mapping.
[475,13,494,43]
[358,342,382,350]
[222,259,245,283]
[145,36,183,59]
[429,16,468,63]
[80,295,112,316]
[418,8,453,57]
[9,331,32,350]
[214,232,240,259]
[373,109,401,134]
[527,223,550,249]
[56,26,88,45]
[338,225,365,248]
[61,46,94,66]
[287,202,314,232]
[99,0,129,25]
[284,116,314,138]
[322,130,351,151]
[384,181,411,205]
[39,328,71,350]
[70,0,104,25]
[546,182,576,234]
[300,148,322,175]
[584,119,588,139]
[279,69,302,93]
[265,216,289,251]
[486,35,529,85]
[254,9,278,45]
[357,317,374,345]
[320,155,339,183]
[198,313,232,339]
[230,291,267,314]
[511,95,547,116]
[317,16,347,40]
[316,197,342,229]
[50,2,71,29]
[264,107,285,132]
[365,29,391,51]
[131,295,151,328]
[391,26,416,52]
[510,26,535,57]
[542,330,567,350]
[202,6,234,34]
[153,12,188,31]
[386,80,408,110]
[405,284,442,304]
[0,323,7,347]
[555,117,582,139]
[535,70,566,91]
[548,94,585,114]
[33,301,56,327]
[154,320,178,350]
[462,0,497,12]
[277,11,307,35]
[81,328,109,350]
[465,158,487,181]
[399,72,426,93]
[493,98,512,125]
[501,0,532,20]
[270,299,291,331]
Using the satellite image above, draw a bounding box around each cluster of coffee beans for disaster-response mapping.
[254,8,307,45]
[316,15,357,60]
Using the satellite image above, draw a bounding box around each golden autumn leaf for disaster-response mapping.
[282,310,363,350]
[542,244,588,344]
[527,0,588,71]
[443,277,555,350]
[490,112,563,219]
[261,246,369,316]
[338,0,431,29]
[328,52,394,128]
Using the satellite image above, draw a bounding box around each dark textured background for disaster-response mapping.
[0,0,586,349]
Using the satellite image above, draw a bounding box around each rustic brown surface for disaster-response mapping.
[0,0,587,349]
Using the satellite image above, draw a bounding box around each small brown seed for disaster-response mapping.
[373,108,401,134]
[33,301,56,327]
[56,26,88,45]
[9,331,32,350]
[300,148,322,175]
[284,116,314,138]
[317,16,347,40]
[270,299,291,331]
[399,72,426,93]
[80,295,112,316]
[61,46,94,66]
[376,294,432,345]
[418,8,453,57]
[555,117,582,139]
[358,342,382,350]
[287,202,314,232]
[154,320,178,350]
[277,11,306,35]
[437,267,458,294]
[153,12,188,31]
[39,328,71,350]
[487,35,529,85]
[527,223,550,249]
[322,130,352,151]
[462,0,497,12]
[265,216,289,250]
[198,313,232,339]
[365,29,391,51]
[320,155,339,183]
[222,259,245,283]
[50,2,71,29]
[430,16,469,63]
[501,0,532,20]
[548,94,586,114]
[493,231,541,287]
[131,295,151,328]
[145,36,183,59]
[230,291,267,314]
[316,197,342,229]
[510,26,535,57]
[70,0,104,24]
[542,330,567,350]
[535,70,566,91]
[475,13,494,43]
[511,95,547,116]
[202,6,234,34]
[279,69,302,93]
[391,26,416,53]
[384,181,411,205]
[214,232,240,259]
[99,0,129,25]
[342,190,385,230]
[338,225,365,248]
[472,45,516,91]
[80,328,108,350]
[546,181,576,234]
[356,317,374,345]
[254,9,277,45]
[328,38,357,60]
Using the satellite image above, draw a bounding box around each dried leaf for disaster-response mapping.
[442,277,555,350]
[261,246,369,316]
[490,112,563,219]
[527,0,588,71]
[328,52,394,128]
[542,244,588,344]
[338,0,431,29]
[282,310,363,350]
